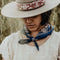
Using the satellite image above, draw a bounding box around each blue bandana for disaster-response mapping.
[18,24,54,51]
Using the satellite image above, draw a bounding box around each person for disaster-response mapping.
[0,0,60,60]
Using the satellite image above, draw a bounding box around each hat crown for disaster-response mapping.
[16,0,38,3]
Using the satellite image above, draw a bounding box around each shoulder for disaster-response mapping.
[3,31,25,41]
[53,31,60,38]
[49,31,60,43]
[51,31,60,43]
[1,31,21,43]
[0,31,23,48]
[0,31,24,54]
[0,30,27,46]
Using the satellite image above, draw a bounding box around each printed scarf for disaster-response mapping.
[18,24,54,51]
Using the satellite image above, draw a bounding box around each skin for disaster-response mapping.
[22,15,51,46]
[23,15,45,37]
[2,59,4,60]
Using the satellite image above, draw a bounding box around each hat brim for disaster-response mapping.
[1,0,60,18]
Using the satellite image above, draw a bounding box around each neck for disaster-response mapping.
[31,31,39,37]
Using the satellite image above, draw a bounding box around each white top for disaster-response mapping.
[0,31,60,60]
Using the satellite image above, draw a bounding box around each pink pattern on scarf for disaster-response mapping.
[17,0,45,11]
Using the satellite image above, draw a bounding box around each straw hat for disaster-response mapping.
[1,0,60,18]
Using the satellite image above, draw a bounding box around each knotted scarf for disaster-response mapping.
[18,24,54,51]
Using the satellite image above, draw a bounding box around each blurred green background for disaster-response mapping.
[0,0,60,60]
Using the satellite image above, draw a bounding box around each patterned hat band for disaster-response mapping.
[16,0,45,11]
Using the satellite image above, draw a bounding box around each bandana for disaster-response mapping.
[18,24,54,51]
[17,0,45,11]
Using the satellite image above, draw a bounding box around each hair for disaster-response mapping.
[40,10,52,25]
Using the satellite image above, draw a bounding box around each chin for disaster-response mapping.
[28,28,37,32]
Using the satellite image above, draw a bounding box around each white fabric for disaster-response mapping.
[0,31,60,60]
[1,0,60,18]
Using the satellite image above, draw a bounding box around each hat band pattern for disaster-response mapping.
[17,0,45,11]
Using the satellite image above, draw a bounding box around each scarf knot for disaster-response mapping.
[18,24,54,51]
